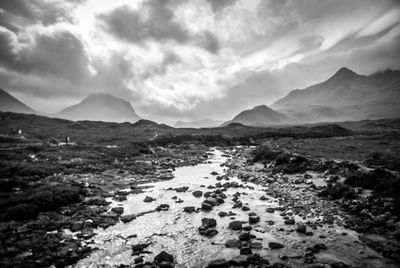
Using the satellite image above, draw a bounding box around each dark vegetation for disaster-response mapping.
[251,145,400,216]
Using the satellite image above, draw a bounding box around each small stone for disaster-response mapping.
[266,208,275,213]
[225,239,241,248]
[144,196,155,202]
[207,259,228,268]
[250,242,263,249]
[202,218,217,228]
[154,251,174,263]
[296,225,307,234]
[249,215,260,224]
[218,211,228,217]
[111,207,124,215]
[192,190,203,198]
[183,206,196,213]
[268,242,285,249]
[242,206,250,211]
[240,246,252,255]
[229,221,243,230]
[238,232,251,241]
[120,214,136,223]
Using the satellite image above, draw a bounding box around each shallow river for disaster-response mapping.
[73,149,393,268]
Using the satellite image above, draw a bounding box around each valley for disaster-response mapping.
[0,114,399,268]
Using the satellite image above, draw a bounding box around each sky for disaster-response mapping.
[0,0,399,124]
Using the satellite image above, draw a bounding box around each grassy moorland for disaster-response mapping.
[1,112,400,267]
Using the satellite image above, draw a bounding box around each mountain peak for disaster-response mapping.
[55,93,140,123]
[224,104,288,126]
[0,88,36,114]
[332,67,358,78]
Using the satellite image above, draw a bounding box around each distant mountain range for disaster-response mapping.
[223,105,288,126]
[53,93,141,123]
[1,66,399,125]
[0,88,36,114]
[175,119,224,128]
[271,67,400,122]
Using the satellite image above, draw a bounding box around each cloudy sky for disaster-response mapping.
[0,0,399,123]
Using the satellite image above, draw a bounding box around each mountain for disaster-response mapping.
[174,118,224,128]
[54,93,141,123]
[271,67,400,122]
[0,88,36,114]
[223,105,289,126]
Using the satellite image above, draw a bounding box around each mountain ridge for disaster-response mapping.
[54,93,141,123]
[223,104,289,126]
[0,88,37,114]
[271,67,400,122]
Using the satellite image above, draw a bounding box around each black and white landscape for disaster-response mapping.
[0,1,400,268]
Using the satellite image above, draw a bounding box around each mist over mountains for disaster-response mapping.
[53,93,141,123]
[271,67,400,123]
[0,67,399,126]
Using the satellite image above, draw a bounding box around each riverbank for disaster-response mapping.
[0,143,208,267]
[72,147,399,268]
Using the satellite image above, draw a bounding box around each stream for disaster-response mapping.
[73,149,394,268]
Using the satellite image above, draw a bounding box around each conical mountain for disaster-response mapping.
[0,88,36,114]
[54,93,140,123]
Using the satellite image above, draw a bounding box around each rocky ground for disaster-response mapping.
[1,141,400,268]
[0,143,208,267]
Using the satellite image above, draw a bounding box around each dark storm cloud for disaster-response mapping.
[98,1,189,44]
[98,0,220,54]
[0,0,79,31]
[0,30,91,83]
[206,0,238,13]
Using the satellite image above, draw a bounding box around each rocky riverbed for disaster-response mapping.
[70,147,399,268]
[0,144,209,267]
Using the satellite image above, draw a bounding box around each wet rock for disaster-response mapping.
[242,206,250,211]
[156,204,170,211]
[268,242,285,249]
[120,214,136,223]
[201,202,213,211]
[134,256,144,263]
[86,197,110,206]
[132,243,151,255]
[296,225,307,234]
[238,232,251,241]
[229,255,248,266]
[144,196,155,202]
[218,211,228,217]
[249,214,260,224]
[174,186,189,193]
[240,246,253,255]
[183,206,196,213]
[314,243,327,250]
[250,242,263,249]
[199,226,218,237]
[229,221,243,230]
[154,251,174,263]
[225,239,241,248]
[284,218,295,225]
[192,190,203,198]
[111,207,124,215]
[201,218,217,228]
[207,259,228,268]
[232,201,243,208]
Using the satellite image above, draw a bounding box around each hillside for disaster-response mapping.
[271,68,400,122]
[54,93,141,123]
[0,88,36,114]
[223,105,289,126]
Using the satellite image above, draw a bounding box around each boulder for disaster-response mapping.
[183,206,196,213]
[192,191,203,198]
